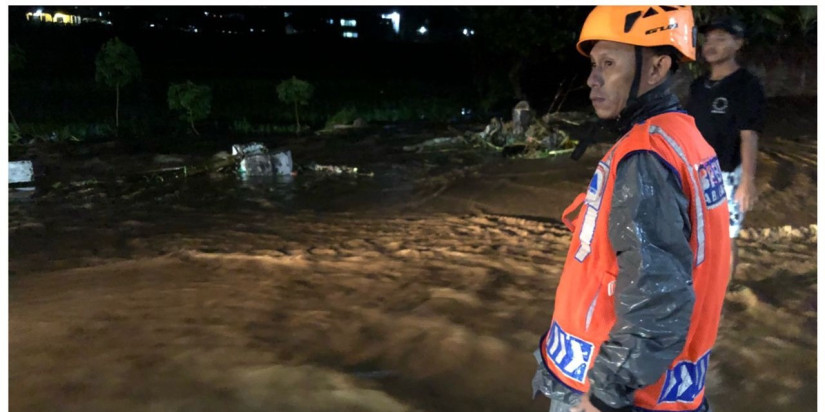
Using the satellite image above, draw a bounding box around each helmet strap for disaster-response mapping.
[628,45,643,104]
[615,46,644,133]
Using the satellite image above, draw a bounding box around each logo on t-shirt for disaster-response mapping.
[711,97,728,114]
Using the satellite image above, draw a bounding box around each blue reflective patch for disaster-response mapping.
[588,173,599,195]
[695,157,726,209]
[658,351,711,404]
[584,162,608,209]
[544,322,594,383]
[576,162,608,262]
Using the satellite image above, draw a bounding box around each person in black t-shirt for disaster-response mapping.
[686,16,765,279]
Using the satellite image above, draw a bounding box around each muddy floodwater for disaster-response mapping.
[9,104,817,411]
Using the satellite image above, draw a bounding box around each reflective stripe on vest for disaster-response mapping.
[649,125,706,266]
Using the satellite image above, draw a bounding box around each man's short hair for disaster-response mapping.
[649,45,681,74]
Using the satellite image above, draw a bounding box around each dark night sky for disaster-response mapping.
[9,5,596,119]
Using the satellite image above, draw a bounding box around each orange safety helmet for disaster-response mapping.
[576,6,697,61]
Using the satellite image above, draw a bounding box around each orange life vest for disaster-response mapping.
[539,112,731,411]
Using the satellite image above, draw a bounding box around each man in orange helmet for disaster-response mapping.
[532,6,731,412]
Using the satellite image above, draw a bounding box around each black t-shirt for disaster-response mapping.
[686,68,765,172]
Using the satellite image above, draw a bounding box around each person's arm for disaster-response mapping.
[735,129,759,211]
[733,75,765,212]
[575,152,695,412]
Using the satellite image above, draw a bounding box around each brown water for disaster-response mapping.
[9,114,817,411]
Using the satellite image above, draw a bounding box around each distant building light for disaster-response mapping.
[340,19,356,27]
[381,12,401,34]
[149,23,155,28]
[250,28,254,32]
[284,11,291,18]
[462,28,475,37]
[54,12,70,23]
[417,25,427,35]
[194,28,198,33]
[98,11,103,17]
[261,29,266,33]
[28,11,80,25]
[342,31,358,39]
[470,29,475,35]
[327,18,335,25]
[34,9,42,16]
[204,11,208,16]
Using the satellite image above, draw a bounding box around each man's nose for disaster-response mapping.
[586,68,601,89]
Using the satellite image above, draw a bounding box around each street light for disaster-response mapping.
[381,12,400,34]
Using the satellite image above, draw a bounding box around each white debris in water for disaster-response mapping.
[9,160,34,184]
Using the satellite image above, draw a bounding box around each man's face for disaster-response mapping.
[587,41,635,120]
[701,29,742,64]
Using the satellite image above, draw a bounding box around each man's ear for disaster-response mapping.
[734,37,745,52]
[648,54,672,85]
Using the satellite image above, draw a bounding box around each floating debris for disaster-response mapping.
[403,102,587,158]
[303,162,372,177]
[232,142,293,177]
[9,160,35,191]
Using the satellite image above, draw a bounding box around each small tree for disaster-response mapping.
[9,43,27,135]
[95,37,141,131]
[277,76,314,134]
[9,43,26,71]
[168,80,212,136]
[797,6,817,39]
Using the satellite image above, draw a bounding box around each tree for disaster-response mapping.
[467,6,590,107]
[168,80,212,136]
[277,76,314,134]
[95,37,141,131]
[796,6,817,41]
[9,43,26,136]
[9,43,26,71]
[693,6,817,45]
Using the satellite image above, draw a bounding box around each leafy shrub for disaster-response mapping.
[277,76,314,134]
[325,106,359,128]
[231,118,254,134]
[168,80,212,135]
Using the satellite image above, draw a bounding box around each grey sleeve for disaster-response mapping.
[587,152,695,410]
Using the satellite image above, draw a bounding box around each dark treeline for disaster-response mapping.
[8,6,816,149]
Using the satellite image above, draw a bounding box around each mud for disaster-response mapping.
[9,99,817,411]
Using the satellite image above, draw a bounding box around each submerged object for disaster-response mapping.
[232,142,293,176]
